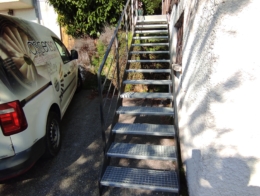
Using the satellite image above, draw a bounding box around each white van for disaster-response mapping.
[0,14,81,180]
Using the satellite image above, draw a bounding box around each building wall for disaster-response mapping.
[37,0,60,38]
[0,8,38,23]
[0,0,60,38]
[169,0,260,195]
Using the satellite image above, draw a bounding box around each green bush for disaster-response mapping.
[91,40,106,73]
[48,0,125,37]
[142,0,161,15]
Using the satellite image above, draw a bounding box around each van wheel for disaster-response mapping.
[76,71,82,93]
[43,111,61,158]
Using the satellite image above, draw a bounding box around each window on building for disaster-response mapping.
[175,12,184,66]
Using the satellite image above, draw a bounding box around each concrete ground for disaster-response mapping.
[0,90,180,196]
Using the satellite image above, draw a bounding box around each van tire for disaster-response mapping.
[76,71,82,93]
[43,111,61,158]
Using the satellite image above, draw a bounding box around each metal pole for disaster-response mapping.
[97,72,107,153]
[115,36,120,94]
[125,9,129,55]
[131,0,133,32]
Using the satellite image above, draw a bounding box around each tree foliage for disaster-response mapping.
[141,0,161,15]
[47,0,162,37]
[47,0,125,37]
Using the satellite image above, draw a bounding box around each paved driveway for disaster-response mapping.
[0,90,104,196]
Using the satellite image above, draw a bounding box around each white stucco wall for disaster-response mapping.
[0,8,38,23]
[170,0,260,195]
[0,0,60,38]
[37,0,60,38]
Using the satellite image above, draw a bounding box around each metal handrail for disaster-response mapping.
[97,0,137,153]
[98,1,137,194]
[167,4,181,194]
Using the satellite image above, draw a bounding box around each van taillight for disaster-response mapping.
[0,101,27,136]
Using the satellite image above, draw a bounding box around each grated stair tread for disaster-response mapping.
[126,69,171,73]
[135,24,168,29]
[101,166,179,192]
[112,123,175,136]
[116,106,174,116]
[107,143,176,160]
[135,30,168,34]
[128,59,170,63]
[120,92,173,99]
[132,43,169,47]
[130,51,169,54]
[133,36,168,40]
[123,79,172,85]
[137,21,168,24]
[136,17,168,24]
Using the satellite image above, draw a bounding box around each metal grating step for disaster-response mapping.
[137,17,167,22]
[135,24,168,29]
[116,106,174,116]
[101,166,179,192]
[126,69,171,73]
[132,43,169,47]
[136,21,167,25]
[133,36,168,40]
[128,59,170,63]
[135,30,168,34]
[107,143,176,160]
[112,123,175,136]
[136,19,167,25]
[130,51,169,54]
[123,80,172,85]
[120,92,173,99]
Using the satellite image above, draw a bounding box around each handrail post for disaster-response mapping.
[136,0,138,24]
[167,3,181,193]
[115,36,120,94]
[131,0,133,32]
[97,72,107,153]
[97,0,132,151]
[98,1,133,193]
[167,12,171,93]
[125,10,129,55]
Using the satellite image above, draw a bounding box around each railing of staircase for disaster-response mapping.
[97,0,137,154]
[168,4,181,194]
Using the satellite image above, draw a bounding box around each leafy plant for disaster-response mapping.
[91,40,106,73]
[141,0,161,15]
[47,0,125,37]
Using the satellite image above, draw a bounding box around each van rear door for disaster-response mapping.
[0,83,15,159]
[0,80,15,159]
[0,130,15,159]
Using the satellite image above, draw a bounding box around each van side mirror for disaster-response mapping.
[71,50,78,60]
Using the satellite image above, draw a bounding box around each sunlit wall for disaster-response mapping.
[169,0,260,195]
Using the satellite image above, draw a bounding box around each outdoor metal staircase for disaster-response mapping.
[98,12,180,195]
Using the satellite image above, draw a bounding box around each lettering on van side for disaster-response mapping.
[34,54,59,68]
[27,41,57,55]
